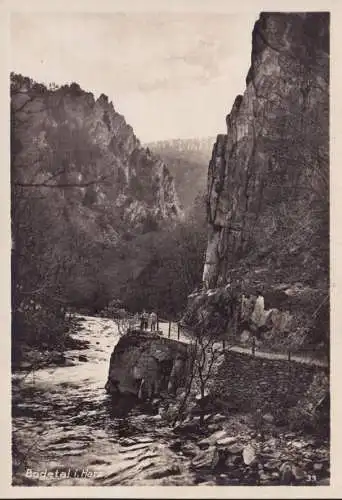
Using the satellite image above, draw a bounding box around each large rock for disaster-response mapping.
[11,75,182,234]
[203,13,328,289]
[105,332,190,399]
[186,13,329,352]
[11,73,183,312]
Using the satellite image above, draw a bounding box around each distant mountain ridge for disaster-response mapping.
[146,137,215,210]
[145,136,216,154]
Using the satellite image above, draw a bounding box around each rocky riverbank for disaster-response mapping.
[164,408,330,486]
[12,317,90,373]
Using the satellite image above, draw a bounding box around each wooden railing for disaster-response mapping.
[108,311,328,368]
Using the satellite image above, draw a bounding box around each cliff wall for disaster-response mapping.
[11,74,182,241]
[187,13,329,351]
[11,74,183,312]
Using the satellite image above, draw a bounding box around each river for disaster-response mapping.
[12,315,196,486]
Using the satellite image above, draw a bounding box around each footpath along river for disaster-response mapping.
[12,315,196,486]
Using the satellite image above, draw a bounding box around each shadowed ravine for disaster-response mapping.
[12,316,196,486]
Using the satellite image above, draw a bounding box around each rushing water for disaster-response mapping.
[12,315,196,486]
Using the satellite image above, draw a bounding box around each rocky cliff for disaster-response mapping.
[186,13,329,352]
[11,74,183,312]
[11,74,182,241]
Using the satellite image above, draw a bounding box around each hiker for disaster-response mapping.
[140,309,149,330]
[149,311,157,331]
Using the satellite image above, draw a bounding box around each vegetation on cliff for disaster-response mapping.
[189,13,329,354]
[146,137,214,211]
[11,73,207,361]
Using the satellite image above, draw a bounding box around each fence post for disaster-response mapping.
[287,349,292,395]
[252,336,256,356]
[222,339,226,351]
[157,314,159,331]
[168,320,171,338]
[288,350,292,378]
[177,322,180,341]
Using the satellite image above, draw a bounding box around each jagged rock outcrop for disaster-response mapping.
[11,74,183,312]
[190,13,329,351]
[105,332,190,399]
[204,12,329,289]
[11,74,182,241]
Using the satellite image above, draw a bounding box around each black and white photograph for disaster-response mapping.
[8,1,332,493]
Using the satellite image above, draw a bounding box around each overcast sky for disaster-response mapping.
[11,12,259,142]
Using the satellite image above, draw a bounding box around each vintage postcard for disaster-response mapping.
[1,0,341,497]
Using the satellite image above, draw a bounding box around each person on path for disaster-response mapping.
[140,309,148,330]
[149,311,157,332]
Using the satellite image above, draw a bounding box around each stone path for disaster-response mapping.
[155,321,328,368]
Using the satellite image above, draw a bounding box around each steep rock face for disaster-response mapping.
[11,74,182,242]
[203,13,329,289]
[11,74,183,312]
[190,13,329,350]
[105,332,190,398]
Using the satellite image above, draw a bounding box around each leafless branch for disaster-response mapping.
[13,173,112,189]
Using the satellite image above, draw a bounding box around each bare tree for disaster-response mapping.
[173,319,222,427]
[112,310,130,336]
[10,73,118,354]
[194,327,222,425]
[108,306,139,336]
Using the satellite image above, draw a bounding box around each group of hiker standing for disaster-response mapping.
[140,310,158,331]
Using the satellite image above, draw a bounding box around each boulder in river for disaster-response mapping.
[105,331,191,400]
[51,352,67,366]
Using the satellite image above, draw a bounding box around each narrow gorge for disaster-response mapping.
[11,11,330,489]
[185,12,329,357]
